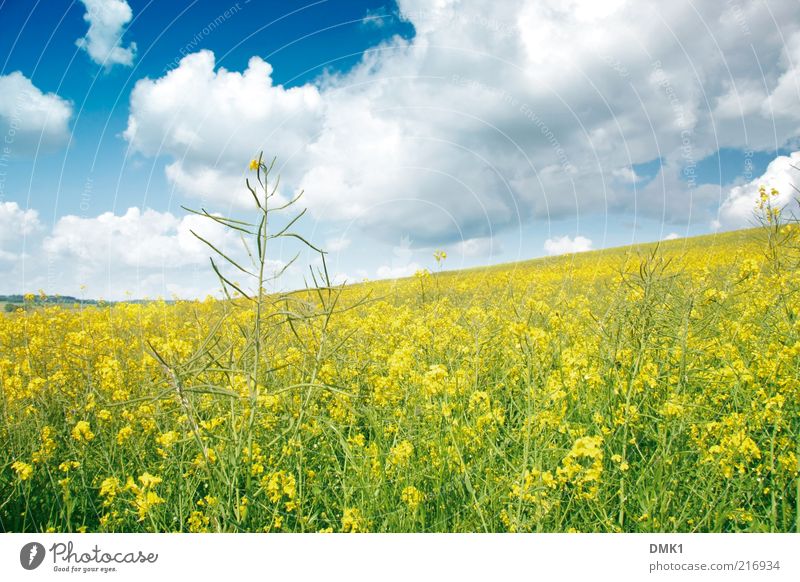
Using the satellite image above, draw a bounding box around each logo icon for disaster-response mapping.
[20,542,46,570]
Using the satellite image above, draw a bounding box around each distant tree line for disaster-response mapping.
[1,295,100,312]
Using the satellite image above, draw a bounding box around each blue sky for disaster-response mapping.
[1,0,798,299]
[0,0,412,220]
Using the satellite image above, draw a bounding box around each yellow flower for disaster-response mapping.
[59,460,81,473]
[387,440,414,473]
[138,472,163,488]
[32,426,56,464]
[71,420,95,443]
[401,485,424,511]
[188,511,210,533]
[557,435,604,499]
[238,496,249,521]
[11,460,33,481]
[341,508,366,533]
[155,430,179,448]
[347,433,366,448]
[116,425,133,445]
[611,454,630,471]
[261,471,296,503]
[197,495,218,507]
[249,159,259,171]
[135,490,165,522]
[99,477,120,505]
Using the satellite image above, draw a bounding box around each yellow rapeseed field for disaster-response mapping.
[1,168,799,533]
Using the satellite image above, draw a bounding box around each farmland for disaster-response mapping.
[1,215,799,532]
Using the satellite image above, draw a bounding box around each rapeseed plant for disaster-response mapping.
[1,171,799,533]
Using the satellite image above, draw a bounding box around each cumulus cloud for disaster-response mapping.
[544,235,593,256]
[123,0,800,246]
[36,207,255,299]
[663,232,681,241]
[0,205,299,300]
[0,72,72,150]
[376,262,423,279]
[716,151,800,229]
[76,0,137,67]
[0,202,42,262]
[326,236,351,252]
[612,167,640,183]
[629,160,723,222]
[762,31,800,120]
[329,269,369,285]
[124,51,322,207]
[452,236,501,258]
[0,202,42,242]
[373,234,424,279]
[43,207,234,269]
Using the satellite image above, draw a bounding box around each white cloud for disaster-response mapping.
[663,232,680,240]
[361,9,388,28]
[331,269,369,285]
[35,207,232,298]
[374,234,424,279]
[122,1,800,246]
[0,72,72,149]
[76,0,137,68]
[0,202,42,262]
[26,206,300,299]
[326,236,351,252]
[376,262,423,279]
[612,167,640,183]
[0,250,19,263]
[717,151,800,229]
[714,81,765,119]
[331,272,351,285]
[762,32,800,120]
[43,207,236,269]
[452,236,500,258]
[163,162,247,207]
[124,51,322,207]
[0,200,320,299]
[0,202,42,242]
[544,235,593,256]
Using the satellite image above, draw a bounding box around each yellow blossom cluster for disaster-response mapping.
[2,219,800,532]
